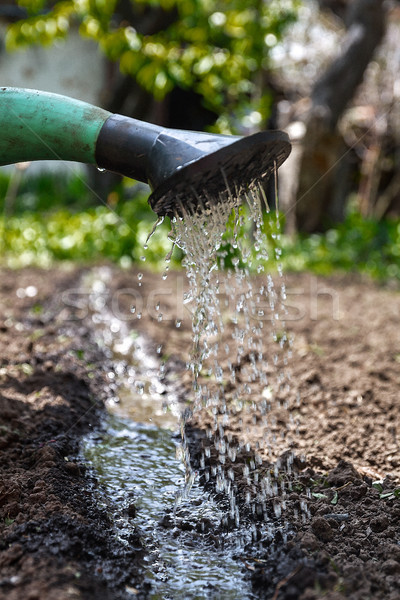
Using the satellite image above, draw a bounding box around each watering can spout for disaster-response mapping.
[0,88,291,217]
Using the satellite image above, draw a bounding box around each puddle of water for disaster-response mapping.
[81,268,256,599]
[83,411,256,600]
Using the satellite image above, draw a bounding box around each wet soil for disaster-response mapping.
[0,267,147,600]
[1,265,399,599]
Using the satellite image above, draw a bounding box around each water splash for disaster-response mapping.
[84,415,257,600]
[170,179,298,524]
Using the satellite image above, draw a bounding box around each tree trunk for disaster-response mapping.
[286,0,387,233]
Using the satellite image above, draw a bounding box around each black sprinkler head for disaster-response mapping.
[95,115,291,218]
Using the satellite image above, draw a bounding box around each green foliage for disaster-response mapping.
[8,2,74,47]
[0,172,180,269]
[216,202,400,282]
[1,171,399,283]
[0,170,94,213]
[7,0,299,131]
[280,211,400,281]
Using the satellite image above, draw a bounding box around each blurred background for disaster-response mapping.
[0,0,399,280]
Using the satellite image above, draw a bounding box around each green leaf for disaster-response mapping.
[380,488,400,500]
[7,0,300,129]
[372,481,384,492]
[311,492,327,500]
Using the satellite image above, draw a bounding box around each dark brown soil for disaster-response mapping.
[0,267,147,600]
[1,265,399,599]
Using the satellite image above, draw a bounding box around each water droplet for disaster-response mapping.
[97,166,106,172]
[135,381,144,395]
[175,319,182,328]
[183,291,193,304]
[110,321,120,333]
[145,216,164,247]
[25,285,37,298]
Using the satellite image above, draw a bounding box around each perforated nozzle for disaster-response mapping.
[95,115,291,218]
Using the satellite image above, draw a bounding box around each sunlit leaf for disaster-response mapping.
[7,0,299,131]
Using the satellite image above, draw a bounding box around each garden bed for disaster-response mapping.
[0,265,399,599]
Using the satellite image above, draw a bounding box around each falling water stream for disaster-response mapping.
[81,182,299,598]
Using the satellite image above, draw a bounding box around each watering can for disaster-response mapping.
[0,88,291,217]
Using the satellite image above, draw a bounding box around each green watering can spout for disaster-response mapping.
[0,88,291,217]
